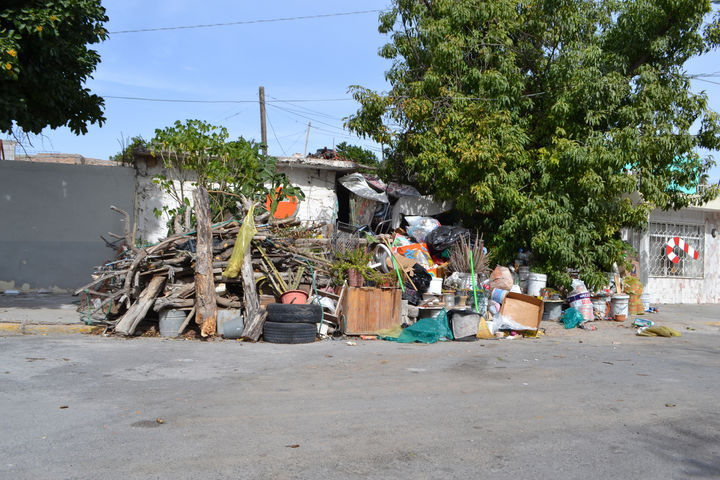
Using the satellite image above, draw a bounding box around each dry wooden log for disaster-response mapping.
[154,296,242,310]
[242,309,267,342]
[73,270,128,296]
[193,186,218,337]
[114,275,166,335]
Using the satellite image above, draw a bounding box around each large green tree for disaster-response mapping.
[348,0,720,288]
[0,0,108,135]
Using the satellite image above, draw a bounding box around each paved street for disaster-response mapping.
[1,305,719,479]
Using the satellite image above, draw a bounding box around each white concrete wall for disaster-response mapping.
[635,208,720,304]
[281,167,338,225]
[134,161,338,243]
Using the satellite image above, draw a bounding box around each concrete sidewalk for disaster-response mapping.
[1,293,718,338]
[0,294,102,334]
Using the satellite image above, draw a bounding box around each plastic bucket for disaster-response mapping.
[158,309,186,337]
[568,291,593,321]
[542,300,563,321]
[611,294,630,321]
[217,309,243,337]
[641,292,651,312]
[526,273,547,297]
[591,296,609,318]
[280,289,309,304]
[491,288,509,305]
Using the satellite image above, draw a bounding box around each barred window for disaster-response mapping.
[648,222,704,278]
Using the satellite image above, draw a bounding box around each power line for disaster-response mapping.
[102,95,354,104]
[266,112,287,156]
[110,10,382,34]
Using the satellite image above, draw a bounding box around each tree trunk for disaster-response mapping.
[114,275,166,336]
[193,186,218,337]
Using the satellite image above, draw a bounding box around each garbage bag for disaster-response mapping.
[381,309,453,343]
[402,288,422,306]
[222,205,257,278]
[405,216,441,243]
[561,307,584,329]
[488,266,514,291]
[410,263,432,294]
[425,226,470,254]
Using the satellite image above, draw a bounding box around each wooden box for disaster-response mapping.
[340,287,402,335]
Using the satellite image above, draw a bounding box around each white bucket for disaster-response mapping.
[591,296,609,318]
[526,273,547,297]
[611,294,630,321]
[640,293,651,312]
[428,277,443,295]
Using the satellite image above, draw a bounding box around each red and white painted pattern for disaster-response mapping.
[665,236,699,264]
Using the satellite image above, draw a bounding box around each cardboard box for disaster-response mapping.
[499,292,544,330]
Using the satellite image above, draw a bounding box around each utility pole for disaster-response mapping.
[303,121,311,157]
[258,86,267,156]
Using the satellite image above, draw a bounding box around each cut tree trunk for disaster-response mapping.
[114,275,166,336]
[240,242,265,341]
[193,186,218,337]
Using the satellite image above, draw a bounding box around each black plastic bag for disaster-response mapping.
[426,226,470,254]
[410,263,432,294]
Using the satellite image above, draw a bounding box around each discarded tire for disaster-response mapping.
[262,321,316,344]
[265,303,322,324]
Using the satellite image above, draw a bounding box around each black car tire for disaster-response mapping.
[265,303,322,324]
[262,321,317,344]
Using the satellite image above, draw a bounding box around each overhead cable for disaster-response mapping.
[110,10,382,34]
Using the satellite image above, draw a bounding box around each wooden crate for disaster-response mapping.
[341,287,402,335]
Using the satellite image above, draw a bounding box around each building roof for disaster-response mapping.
[11,153,122,167]
[275,155,364,172]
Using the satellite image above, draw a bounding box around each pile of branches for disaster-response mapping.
[76,201,332,339]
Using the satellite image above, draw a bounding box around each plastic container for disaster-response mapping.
[641,292,651,312]
[611,294,630,321]
[518,265,530,292]
[591,296,609,319]
[526,273,547,297]
[442,292,456,308]
[217,309,243,337]
[542,300,563,321]
[491,288,509,305]
[428,277,443,295]
[280,289,309,304]
[158,309,186,337]
[221,318,245,339]
[568,290,593,321]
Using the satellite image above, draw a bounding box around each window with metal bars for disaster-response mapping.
[648,222,704,278]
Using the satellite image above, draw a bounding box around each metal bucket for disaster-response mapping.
[159,309,187,337]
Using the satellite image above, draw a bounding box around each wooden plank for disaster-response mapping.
[114,275,166,336]
[193,186,218,337]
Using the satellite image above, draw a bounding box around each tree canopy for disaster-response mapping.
[348,0,720,288]
[0,0,108,135]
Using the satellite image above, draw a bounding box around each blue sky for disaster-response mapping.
[18,1,720,182]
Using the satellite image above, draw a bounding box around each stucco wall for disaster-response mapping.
[0,160,135,291]
[134,161,339,243]
[636,208,720,304]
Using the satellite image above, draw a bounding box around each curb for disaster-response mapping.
[0,323,104,335]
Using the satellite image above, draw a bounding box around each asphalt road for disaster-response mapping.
[1,309,719,479]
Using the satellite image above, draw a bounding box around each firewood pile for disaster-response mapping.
[76,190,336,340]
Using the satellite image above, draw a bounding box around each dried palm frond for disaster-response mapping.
[449,231,488,276]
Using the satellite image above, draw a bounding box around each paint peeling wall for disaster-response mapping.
[634,209,720,304]
[0,160,135,291]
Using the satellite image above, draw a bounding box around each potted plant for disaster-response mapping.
[330,246,390,288]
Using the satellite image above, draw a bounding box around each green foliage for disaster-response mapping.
[348,0,720,290]
[0,0,108,135]
[149,119,304,233]
[330,246,391,287]
[110,135,147,165]
[335,141,379,167]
